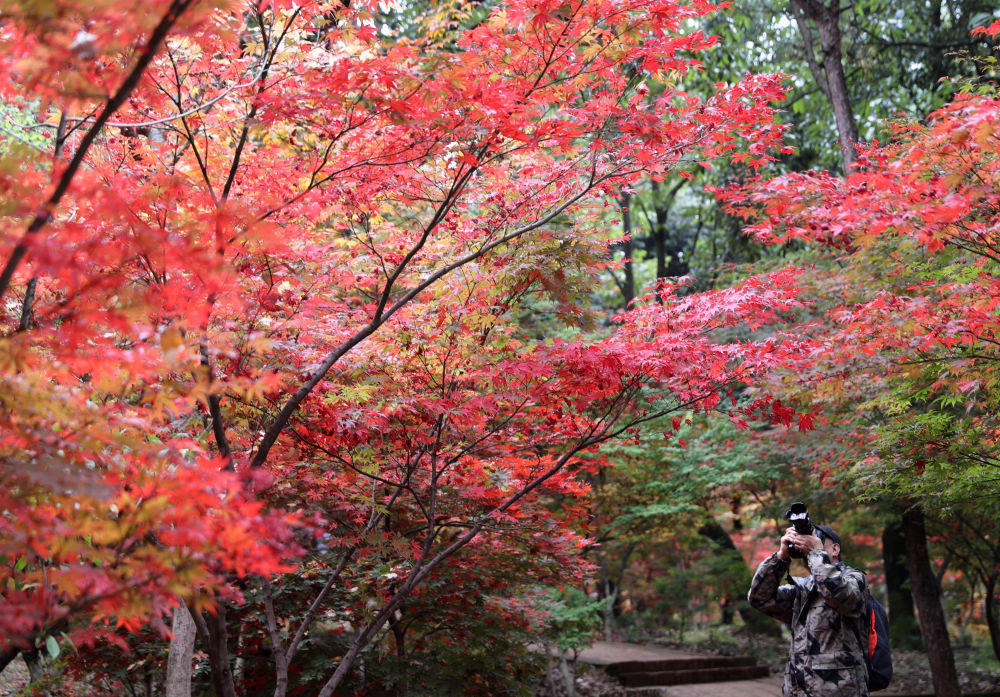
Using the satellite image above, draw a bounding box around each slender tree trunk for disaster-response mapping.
[545,649,558,697]
[390,610,408,697]
[558,648,576,697]
[166,605,197,697]
[720,596,734,626]
[985,572,1000,663]
[645,179,688,285]
[17,113,68,332]
[902,506,961,697]
[18,278,37,331]
[650,182,668,283]
[598,560,618,641]
[233,625,246,688]
[790,0,859,171]
[202,606,239,697]
[882,518,921,649]
[619,194,635,307]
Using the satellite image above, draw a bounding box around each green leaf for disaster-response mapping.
[46,635,60,659]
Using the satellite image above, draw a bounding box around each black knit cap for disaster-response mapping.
[814,524,841,546]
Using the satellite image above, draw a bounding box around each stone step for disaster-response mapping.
[606,656,758,676]
[615,665,770,688]
[599,676,785,697]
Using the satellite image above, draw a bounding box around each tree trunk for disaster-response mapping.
[652,216,667,283]
[202,606,239,697]
[599,562,618,642]
[790,0,859,171]
[390,610,408,697]
[558,648,576,697]
[545,649,558,697]
[22,648,49,696]
[721,596,734,625]
[902,506,961,697]
[985,572,1000,663]
[18,277,36,331]
[619,195,635,307]
[698,520,780,637]
[647,180,689,283]
[0,648,20,674]
[166,605,197,697]
[882,518,921,649]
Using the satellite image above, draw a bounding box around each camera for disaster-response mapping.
[784,502,814,559]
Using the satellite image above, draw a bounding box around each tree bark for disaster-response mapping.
[882,518,921,649]
[22,648,49,695]
[18,277,36,332]
[166,605,197,697]
[597,557,618,641]
[902,506,961,697]
[653,219,667,282]
[196,605,239,697]
[790,0,859,171]
[698,520,780,637]
[389,609,408,697]
[0,648,19,674]
[559,648,576,697]
[618,194,635,307]
[985,572,1000,663]
[637,179,688,297]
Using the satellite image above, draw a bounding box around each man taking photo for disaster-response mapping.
[748,519,869,697]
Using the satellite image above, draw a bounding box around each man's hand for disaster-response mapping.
[778,527,794,561]
[790,531,823,554]
[778,528,823,561]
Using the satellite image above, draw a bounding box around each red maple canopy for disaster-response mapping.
[0,0,798,684]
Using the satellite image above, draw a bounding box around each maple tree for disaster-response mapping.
[0,0,806,692]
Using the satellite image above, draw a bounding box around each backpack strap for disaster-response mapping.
[868,605,877,659]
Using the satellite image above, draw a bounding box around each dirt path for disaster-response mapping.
[575,641,702,666]
[1,642,787,697]
[650,678,783,697]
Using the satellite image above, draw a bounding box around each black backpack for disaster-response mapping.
[861,594,893,691]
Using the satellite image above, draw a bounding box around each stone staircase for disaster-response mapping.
[572,641,773,696]
[603,655,769,688]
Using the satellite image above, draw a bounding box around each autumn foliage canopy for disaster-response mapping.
[0,0,822,691]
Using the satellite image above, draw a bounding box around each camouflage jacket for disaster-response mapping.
[748,551,869,697]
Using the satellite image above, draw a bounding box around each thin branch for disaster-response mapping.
[18,63,267,132]
[221,7,302,203]
[200,343,234,466]
[14,107,61,334]
[262,581,290,697]
[789,0,832,101]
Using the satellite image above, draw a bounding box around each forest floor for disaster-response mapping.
[3,634,999,696]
